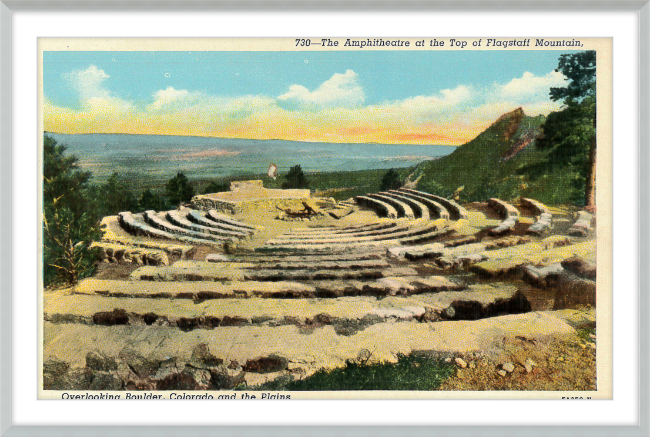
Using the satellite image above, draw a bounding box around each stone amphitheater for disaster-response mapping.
[43,181,597,391]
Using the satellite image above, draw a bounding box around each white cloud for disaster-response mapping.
[63,64,110,101]
[278,69,365,110]
[494,70,566,103]
[63,65,133,112]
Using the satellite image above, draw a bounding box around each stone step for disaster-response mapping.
[75,273,458,300]
[258,224,451,252]
[46,283,524,332]
[143,211,234,242]
[234,253,384,263]
[521,198,550,215]
[471,239,596,277]
[293,222,396,234]
[100,237,194,258]
[90,242,169,266]
[167,211,249,238]
[568,211,593,236]
[267,221,439,245]
[118,212,221,247]
[379,191,430,220]
[43,309,588,389]
[368,193,415,219]
[130,262,418,282]
[488,198,520,218]
[275,223,411,241]
[434,236,562,269]
[206,210,256,231]
[389,190,449,220]
[355,196,398,219]
[527,213,553,235]
[398,189,468,220]
[242,259,391,271]
[188,211,255,235]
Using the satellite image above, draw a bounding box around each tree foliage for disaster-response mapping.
[380,168,403,191]
[537,51,597,209]
[165,172,195,206]
[138,189,167,211]
[88,172,138,217]
[282,165,310,189]
[43,136,101,286]
[202,179,230,194]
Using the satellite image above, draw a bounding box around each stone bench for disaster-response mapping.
[488,198,520,218]
[206,210,256,231]
[144,211,234,243]
[379,191,430,220]
[487,198,520,235]
[187,211,253,236]
[399,189,467,220]
[568,211,593,237]
[391,190,450,220]
[521,198,550,215]
[91,242,169,266]
[287,222,397,236]
[274,223,412,242]
[167,211,248,239]
[267,222,439,245]
[118,212,220,246]
[368,193,415,219]
[355,196,398,218]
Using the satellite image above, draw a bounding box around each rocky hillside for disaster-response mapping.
[412,108,583,205]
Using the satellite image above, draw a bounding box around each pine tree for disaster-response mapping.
[43,136,101,286]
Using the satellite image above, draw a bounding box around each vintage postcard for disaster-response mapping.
[38,37,611,400]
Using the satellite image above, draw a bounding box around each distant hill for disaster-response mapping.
[411,108,584,206]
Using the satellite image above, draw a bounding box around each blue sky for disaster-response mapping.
[43,50,577,144]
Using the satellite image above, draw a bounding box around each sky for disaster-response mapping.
[43,50,576,145]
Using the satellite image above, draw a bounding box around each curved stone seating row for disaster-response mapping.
[118,212,219,246]
[143,211,235,243]
[91,242,170,266]
[391,190,450,221]
[569,211,593,237]
[300,222,395,233]
[287,222,397,237]
[520,198,552,235]
[355,196,398,218]
[521,198,550,215]
[206,210,256,231]
[187,211,254,236]
[268,221,439,245]
[275,223,413,242]
[131,263,417,283]
[398,188,468,220]
[368,193,415,219]
[260,224,450,252]
[488,198,520,235]
[379,191,429,220]
[167,211,249,239]
[101,237,194,258]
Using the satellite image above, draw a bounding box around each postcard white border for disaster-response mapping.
[4,5,645,434]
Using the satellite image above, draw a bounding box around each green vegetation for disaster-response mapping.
[165,171,195,206]
[411,51,597,208]
[537,51,597,211]
[282,164,310,189]
[43,136,101,286]
[380,168,403,191]
[254,354,455,391]
[88,172,139,218]
[138,188,167,211]
[202,179,230,195]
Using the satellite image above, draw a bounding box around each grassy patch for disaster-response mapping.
[254,354,456,391]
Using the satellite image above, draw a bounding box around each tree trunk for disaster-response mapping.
[584,135,597,213]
